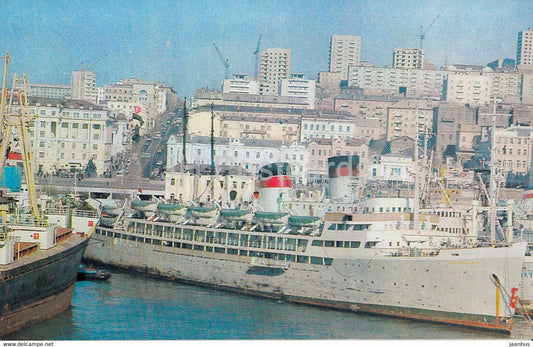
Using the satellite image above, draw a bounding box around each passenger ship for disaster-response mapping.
[84,161,527,334]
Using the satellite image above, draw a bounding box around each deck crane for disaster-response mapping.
[253,34,262,80]
[213,42,230,79]
[0,57,41,221]
[419,15,440,51]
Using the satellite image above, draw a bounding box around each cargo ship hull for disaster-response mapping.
[85,223,524,334]
[1,234,89,336]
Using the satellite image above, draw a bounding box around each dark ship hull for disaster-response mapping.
[0,233,90,336]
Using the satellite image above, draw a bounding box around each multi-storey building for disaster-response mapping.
[517,28,533,70]
[329,34,361,79]
[522,73,533,103]
[27,97,108,175]
[333,94,401,125]
[101,78,175,130]
[392,48,424,69]
[222,75,259,94]
[346,66,446,99]
[300,113,381,143]
[13,83,71,99]
[185,106,300,144]
[258,48,291,95]
[279,74,316,109]
[386,100,436,141]
[194,89,308,110]
[307,138,368,183]
[71,69,97,103]
[443,73,492,106]
[164,164,255,204]
[166,136,308,184]
[493,126,533,186]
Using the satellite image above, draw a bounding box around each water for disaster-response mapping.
[5,267,533,340]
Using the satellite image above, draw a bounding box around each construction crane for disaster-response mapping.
[419,15,440,51]
[253,34,262,80]
[213,42,230,79]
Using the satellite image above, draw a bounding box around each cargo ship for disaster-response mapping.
[85,160,527,334]
[0,53,97,336]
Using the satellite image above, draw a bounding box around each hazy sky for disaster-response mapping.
[1,0,531,97]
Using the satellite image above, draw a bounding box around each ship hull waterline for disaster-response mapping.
[84,229,523,334]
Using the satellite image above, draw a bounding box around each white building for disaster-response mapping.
[300,114,381,142]
[329,34,361,79]
[517,28,533,70]
[101,78,173,130]
[279,74,316,109]
[392,48,424,69]
[444,73,492,106]
[14,83,71,99]
[222,74,259,94]
[368,155,415,184]
[164,166,255,205]
[71,70,97,103]
[28,98,109,175]
[166,135,308,184]
[259,48,291,95]
[347,65,446,99]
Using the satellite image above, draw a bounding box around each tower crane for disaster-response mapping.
[213,42,230,79]
[253,34,262,80]
[419,15,440,51]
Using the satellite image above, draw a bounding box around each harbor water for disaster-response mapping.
[5,266,533,340]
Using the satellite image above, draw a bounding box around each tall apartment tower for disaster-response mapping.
[329,35,361,79]
[258,48,291,95]
[71,69,97,103]
[517,28,533,70]
[392,48,424,69]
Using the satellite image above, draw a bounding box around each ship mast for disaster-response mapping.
[489,100,499,242]
[182,98,188,167]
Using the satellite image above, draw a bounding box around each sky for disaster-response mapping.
[1,0,532,97]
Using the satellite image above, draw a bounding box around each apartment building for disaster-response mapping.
[194,89,308,110]
[13,83,71,99]
[329,34,361,79]
[166,136,308,184]
[493,126,533,186]
[300,113,381,143]
[279,74,316,109]
[392,48,424,69]
[222,74,259,94]
[71,70,97,103]
[347,65,446,99]
[443,73,492,106]
[517,28,533,70]
[27,97,108,175]
[185,106,300,143]
[386,100,436,141]
[258,48,291,95]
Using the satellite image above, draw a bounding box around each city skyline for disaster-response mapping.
[1,0,531,97]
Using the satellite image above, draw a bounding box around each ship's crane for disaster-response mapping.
[419,15,440,51]
[0,55,40,221]
[253,34,262,80]
[213,42,230,79]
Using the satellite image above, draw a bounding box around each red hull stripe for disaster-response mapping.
[330,167,359,178]
[259,175,292,188]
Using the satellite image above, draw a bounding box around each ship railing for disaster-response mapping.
[380,247,440,257]
[72,209,99,218]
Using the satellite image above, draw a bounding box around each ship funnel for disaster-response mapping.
[328,155,359,202]
[255,162,292,212]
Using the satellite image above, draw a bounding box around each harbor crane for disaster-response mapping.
[253,34,262,80]
[419,15,439,51]
[213,42,230,79]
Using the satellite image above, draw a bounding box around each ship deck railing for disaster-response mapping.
[380,247,440,257]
